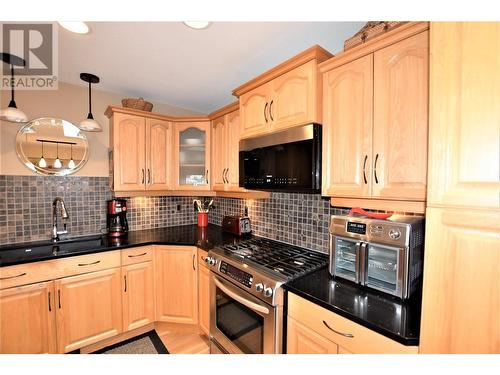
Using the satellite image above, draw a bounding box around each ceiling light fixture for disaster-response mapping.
[68,144,76,169]
[78,73,102,132]
[0,53,28,123]
[38,141,47,168]
[183,21,211,30]
[54,143,62,169]
[58,21,89,34]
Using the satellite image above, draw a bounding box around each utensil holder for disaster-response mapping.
[197,212,208,227]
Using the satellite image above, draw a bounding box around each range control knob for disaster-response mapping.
[263,287,273,297]
[255,283,264,292]
[388,229,401,240]
[204,257,216,266]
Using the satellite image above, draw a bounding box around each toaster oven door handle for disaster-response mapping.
[213,277,270,315]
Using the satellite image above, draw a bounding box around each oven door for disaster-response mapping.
[210,273,278,354]
[363,243,407,298]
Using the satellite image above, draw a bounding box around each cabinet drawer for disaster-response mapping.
[121,247,153,266]
[288,293,417,354]
[0,251,121,290]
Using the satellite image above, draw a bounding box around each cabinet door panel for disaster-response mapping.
[198,260,210,336]
[156,246,198,324]
[113,113,146,191]
[372,31,429,200]
[287,317,338,354]
[322,54,373,198]
[272,60,317,131]
[239,83,271,138]
[226,110,241,189]
[428,22,500,209]
[146,118,172,190]
[173,122,211,190]
[55,268,122,353]
[419,208,500,354]
[0,281,56,354]
[211,116,227,191]
[122,261,155,332]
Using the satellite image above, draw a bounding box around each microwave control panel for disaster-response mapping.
[219,261,253,288]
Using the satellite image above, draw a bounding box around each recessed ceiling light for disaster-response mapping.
[183,21,211,30]
[58,22,89,34]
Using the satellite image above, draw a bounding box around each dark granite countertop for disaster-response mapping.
[0,224,247,267]
[283,266,422,346]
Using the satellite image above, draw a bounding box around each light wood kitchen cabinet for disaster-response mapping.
[55,267,123,353]
[322,54,373,198]
[235,46,332,140]
[427,22,500,210]
[0,281,57,354]
[287,293,418,354]
[287,316,338,354]
[122,261,155,332]
[321,24,429,211]
[110,113,146,191]
[372,31,429,201]
[211,107,241,191]
[173,122,211,191]
[156,246,198,325]
[419,208,500,354]
[108,109,172,192]
[197,250,210,337]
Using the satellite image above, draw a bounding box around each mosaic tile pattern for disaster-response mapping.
[0,175,197,245]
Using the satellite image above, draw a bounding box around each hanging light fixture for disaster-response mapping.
[68,144,76,169]
[0,53,28,123]
[58,22,89,34]
[79,72,102,132]
[38,140,47,168]
[54,142,62,169]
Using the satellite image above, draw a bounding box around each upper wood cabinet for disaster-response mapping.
[234,46,332,140]
[0,281,57,354]
[419,208,500,354]
[321,24,429,211]
[173,121,211,191]
[211,106,241,192]
[109,109,173,192]
[55,267,123,353]
[427,22,500,210]
[156,246,198,325]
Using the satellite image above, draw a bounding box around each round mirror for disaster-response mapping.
[15,117,89,176]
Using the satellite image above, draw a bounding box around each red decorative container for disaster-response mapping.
[197,212,208,227]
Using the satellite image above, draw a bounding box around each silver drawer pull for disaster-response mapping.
[322,320,354,338]
[77,260,100,267]
[0,272,27,280]
[128,252,147,258]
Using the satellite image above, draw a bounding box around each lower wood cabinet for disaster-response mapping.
[287,293,418,354]
[0,281,57,354]
[122,261,155,332]
[156,246,198,324]
[197,250,210,336]
[55,268,123,353]
[287,316,338,354]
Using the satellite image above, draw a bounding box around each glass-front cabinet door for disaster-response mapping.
[173,121,211,190]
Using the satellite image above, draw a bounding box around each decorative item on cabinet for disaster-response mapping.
[122,97,153,112]
[320,22,429,214]
[232,45,333,140]
[344,22,407,51]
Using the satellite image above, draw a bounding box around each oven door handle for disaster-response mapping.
[213,277,270,315]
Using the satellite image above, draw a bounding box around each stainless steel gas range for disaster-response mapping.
[204,238,328,354]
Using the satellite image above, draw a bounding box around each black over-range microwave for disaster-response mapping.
[239,124,322,193]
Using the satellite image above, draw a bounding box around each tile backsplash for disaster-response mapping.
[0,175,196,245]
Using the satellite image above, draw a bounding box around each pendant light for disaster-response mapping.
[0,53,28,123]
[54,142,62,169]
[68,144,76,169]
[38,141,47,168]
[79,73,102,132]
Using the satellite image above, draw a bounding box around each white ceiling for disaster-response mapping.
[59,22,365,114]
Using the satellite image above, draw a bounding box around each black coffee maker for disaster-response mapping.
[107,199,129,237]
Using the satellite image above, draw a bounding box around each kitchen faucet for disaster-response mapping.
[52,197,69,241]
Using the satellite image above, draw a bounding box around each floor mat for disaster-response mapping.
[94,330,169,354]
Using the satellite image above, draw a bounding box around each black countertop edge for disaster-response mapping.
[0,224,247,267]
[283,267,421,346]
